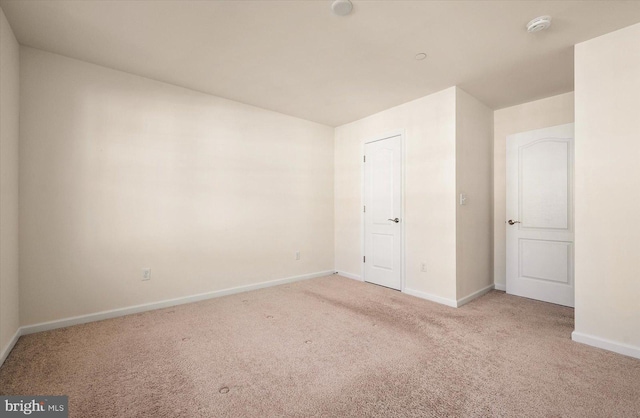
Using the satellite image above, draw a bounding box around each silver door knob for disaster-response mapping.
[507,220,521,225]
[388,218,400,223]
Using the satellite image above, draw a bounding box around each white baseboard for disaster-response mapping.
[494,283,506,291]
[21,270,334,336]
[572,331,640,360]
[335,271,363,281]
[456,284,495,307]
[403,284,495,309]
[0,328,22,367]
[403,288,457,308]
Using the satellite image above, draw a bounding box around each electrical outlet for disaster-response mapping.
[142,268,151,281]
[421,263,427,273]
[295,251,301,261]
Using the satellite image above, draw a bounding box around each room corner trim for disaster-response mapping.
[494,283,506,291]
[402,288,458,308]
[456,284,495,307]
[335,271,363,281]
[0,328,22,367]
[20,270,334,336]
[572,331,640,360]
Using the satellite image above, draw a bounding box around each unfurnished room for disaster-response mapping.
[0,1,639,417]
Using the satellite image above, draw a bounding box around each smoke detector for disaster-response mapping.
[526,16,552,33]
[331,0,353,16]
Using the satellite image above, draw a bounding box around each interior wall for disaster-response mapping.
[19,47,335,326]
[334,87,458,301]
[493,92,574,289]
[455,88,493,299]
[574,22,640,355]
[0,7,20,356]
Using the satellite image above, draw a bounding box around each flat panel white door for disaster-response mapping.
[364,135,402,290]
[507,123,574,307]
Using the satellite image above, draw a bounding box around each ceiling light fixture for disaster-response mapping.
[526,16,552,33]
[415,53,427,61]
[331,0,353,16]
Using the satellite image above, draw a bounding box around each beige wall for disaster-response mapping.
[0,7,20,355]
[19,47,335,326]
[335,87,458,300]
[574,22,640,354]
[456,89,493,299]
[493,92,574,288]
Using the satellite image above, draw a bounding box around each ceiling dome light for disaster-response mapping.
[526,16,552,33]
[331,0,353,16]
[415,53,427,61]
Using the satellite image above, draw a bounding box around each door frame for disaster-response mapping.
[361,129,406,291]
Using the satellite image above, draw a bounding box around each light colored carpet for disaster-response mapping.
[1,275,639,417]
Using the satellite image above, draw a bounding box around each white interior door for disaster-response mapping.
[506,123,574,307]
[364,135,403,290]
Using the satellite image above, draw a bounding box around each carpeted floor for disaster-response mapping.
[1,275,639,417]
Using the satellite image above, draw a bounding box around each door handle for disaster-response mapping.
[507,220,521,225]
[388,218,400,223]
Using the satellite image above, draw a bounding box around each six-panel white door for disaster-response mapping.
[506,123,574,307]
[364,135,402,290]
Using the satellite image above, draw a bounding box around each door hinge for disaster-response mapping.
[363,256,366,263]
[363,155,366,163]
[363,205,366,213]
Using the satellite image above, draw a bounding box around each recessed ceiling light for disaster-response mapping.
[526,16,552,33]
[415,53,427,61]
[331,0,353,16]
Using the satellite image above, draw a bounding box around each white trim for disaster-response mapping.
[401,131,407,292]
[361,129,406,291]
[335,271,363,281]
[456,284,495,307]
[21,270,333,336]
[494,283,506,291]
[0,328,21,367]
[403,288,458,308]
[572,331,640,360]
[403,285,494,309]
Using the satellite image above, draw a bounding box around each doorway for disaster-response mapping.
[363,133,404,290]
[506,123,574,307]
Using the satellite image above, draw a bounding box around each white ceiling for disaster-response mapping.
[2,1,640,127]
